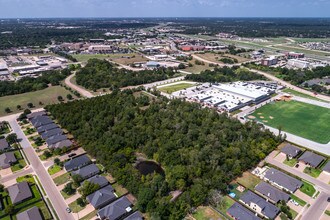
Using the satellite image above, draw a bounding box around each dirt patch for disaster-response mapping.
[248,115,256,119]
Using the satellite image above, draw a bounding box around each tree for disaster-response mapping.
[0,183,4,192]
[72,174,83,184]
[77,198,86,207]
[43,150,52,159]
[6,133,17,144]
[27,103,34,108]
[57,96,64,102]
[23,109,31,115]
[4,107,11,113]
[63,182,75,195]
[5,204,14,215]
[78,181,100,197]
[16,105,21,110]
[54,158,61,165]
[178,63,185,69]
[66,94,73,100]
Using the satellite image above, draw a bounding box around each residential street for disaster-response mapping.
[0,167,33,183]
[7,118,75,220]
[302,192,330,220]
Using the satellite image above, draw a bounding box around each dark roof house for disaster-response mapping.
[227,202,261,220]
[16,206,43,220]
[240,191,279,219]
[27,111,46,120]
[0,152,17,169]
[255,182,290,204]
[98,196,133,220]
[41,128,63,139]
[64,154,91,172]
[281,144,302,158]
[322,161,330,173]
[298,151,325,168]
[0,139,10,151]
[31,116,53,128]
[49,139,73,149]
[123,211,144,220]
[264,168,302,193]
[8,181,32,205]
[87,185,117,209]
[71,164,100,180]
[85,175,109,188]
[37,123,59,134]
[46,134,68,146]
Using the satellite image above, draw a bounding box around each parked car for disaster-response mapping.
[68,153,76,158]
[295,163,299,168]
[66,207,71,213]
[327,197,330,202]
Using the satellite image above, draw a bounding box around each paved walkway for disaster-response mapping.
[293,96,330,108]
[65,193,81,205]
[76,204,95,220]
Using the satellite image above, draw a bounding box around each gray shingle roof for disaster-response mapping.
[37,123,59,133]
[227,202,261,220]
[255,182,290,203]
[299,151,325,168]
[123,211,143,220]
[98,196,132,220]
[64,154,91,171]
[72,164,100,180]
[87,185,117,209]
[49,139,73,149]
[0,152,17,169]
[240,191,279,219]
[281,144,301,158]
[322,161,330,173]
[8,181,32,204]
[16,206,43,220]
[31,116,53,128]
[264,168,302,193]
[46,134,68,146]
[27,111,46,119]
[85,175,109,188]
[41,128,63,139]
[0,139,10,151]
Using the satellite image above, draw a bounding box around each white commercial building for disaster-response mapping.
[287,59,310,69]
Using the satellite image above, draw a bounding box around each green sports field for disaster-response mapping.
[249,101,330,144]
[158,83,195,94]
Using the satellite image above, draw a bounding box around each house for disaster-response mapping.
[263,168,302,193]
[0,152,17,169]
[227,202,261,220]
[87,185,117,209]
[37,123,59,134]
[64,154,91,172]
[46,134,68,146]
[322,161,330,174]
[71,164,100,180]
[27,111,46,120]
[255,182,290,204]
[16,206,43,220]
[85,175,109,188]
[124,211,144,220]
[240,191,280,219]
[98,196,133,220]
[41,128,63,139]
[0,139,10,152]
[281,144,302,159]
[49,139,73,149]
[8,181,32,205]
[298,151,325,168]
[30,116,53,128]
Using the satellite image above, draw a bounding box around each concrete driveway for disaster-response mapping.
[295,162,307,173]
[274,152,287,163]
[318,172,330,184]
[0,167,12,176]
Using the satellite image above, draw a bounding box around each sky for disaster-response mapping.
[0,0,329,18]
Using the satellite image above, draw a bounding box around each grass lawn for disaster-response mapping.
[283,158,298,167]
[80,210,97,220]
[0,124,10,135]
[0,86,76,117]
[68,199,86,213]
[72,54,112,62]
[61,190,76,199]
[303,167,322,178]
[48,164,62,175]
[185,58,214,74]
[325,210,330,216]
[300,181,316,197]
[250,100,330,144]
[16,174,35,184]
[53,172,71,186]
[282,88,327,102]
[112,183,128,197]
[236,172,261,189]
[158,83,195,94]
[192,206,223,220]
[11,150,27,172]
[216,196,235,219]
[290,194,307,206]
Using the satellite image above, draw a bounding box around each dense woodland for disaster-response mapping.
[76,59,176,91]
[0,69,71,97]
[185,66,265,83]
[245,63,330,94]
[47,90,280,219]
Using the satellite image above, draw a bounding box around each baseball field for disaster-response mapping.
[248,100,330,144]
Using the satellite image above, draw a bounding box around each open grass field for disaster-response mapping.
[192,206,223,220]
[282,88,327,103]
[158,83,195,94]
[53,172,71,186]
[73,53,148,65]
[236,172,261,189]
[249,100,330,144]
[195,52,250,64]
[185,59,214,74]
[0,86,76,117]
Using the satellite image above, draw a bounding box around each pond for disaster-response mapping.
[136,161,165,176]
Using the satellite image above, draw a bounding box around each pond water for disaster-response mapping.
[136,161,165,176]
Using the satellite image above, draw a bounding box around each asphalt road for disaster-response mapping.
[0,167,33,183]
[302,192,329,220]
[8,118,75,220]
